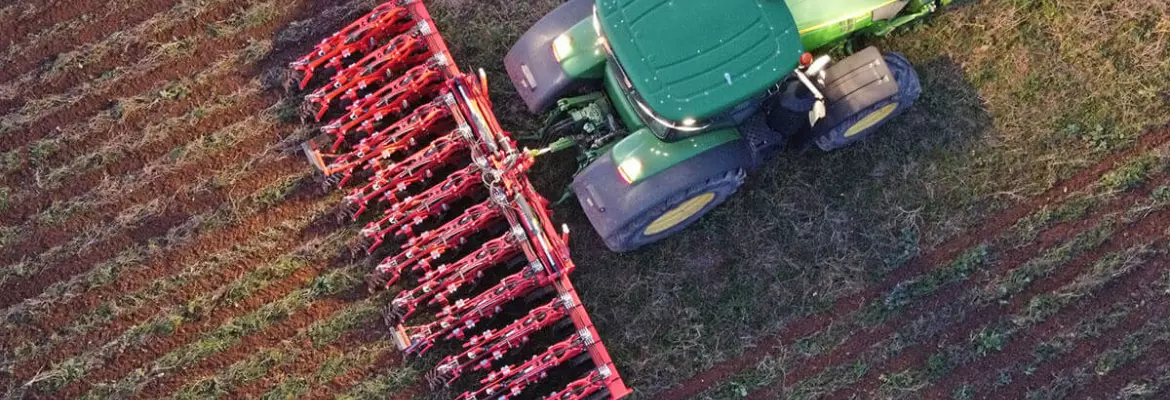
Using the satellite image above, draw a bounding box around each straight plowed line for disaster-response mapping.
[59,260,359,398]
[0,88,270,264]
[743,175,1170,399]
[0,117,298,309]
[138,291,366,399]
[225,319,384,399]
[36,223,348,397]
[0,0,110,58]
[0,61,257,198]
[0,0,375,193]
[0,0,321,154]
[811,194,1170,398]
[0,0,184,95]
[0,117,310,343]
[6,191,335,388]
[1074,327,1170,400]
[921,246,1170,398]
[991,277,1170,399]
[663,125,1170,399]
[301,345,404,400]
[0,0,247,115]
[3,159,317,376]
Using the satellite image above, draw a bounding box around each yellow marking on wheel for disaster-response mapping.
[845,102,898,138]
[643,192,716,236]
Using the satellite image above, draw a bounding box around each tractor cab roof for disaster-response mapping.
[596,0,806,121]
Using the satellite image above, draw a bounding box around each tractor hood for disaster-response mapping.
[596,0,806,121]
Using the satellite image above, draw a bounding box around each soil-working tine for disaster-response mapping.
[390,233,522,325]
[290,4,414,89]
[373,200,503,289]
[547,370,609,400]
[432,297,571,385]
[344,130,470,219]
[455,335,587,400]
[397,262,555,356]
[360,164,484,252]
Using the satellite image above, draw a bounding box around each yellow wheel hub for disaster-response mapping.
[643,192,716,236]
[845,103,899,138]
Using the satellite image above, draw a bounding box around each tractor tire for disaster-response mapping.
[603,169,745,252]
[815,52,922,151]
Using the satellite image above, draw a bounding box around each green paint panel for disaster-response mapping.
[786,0,899,50]
[610,125,741,183]
[596,0,806,121]
[558,17,607,80]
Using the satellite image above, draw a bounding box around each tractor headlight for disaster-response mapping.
[552,34,574,62]
[617,158,643,184]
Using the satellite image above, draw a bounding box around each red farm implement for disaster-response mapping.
[288,1,631,399]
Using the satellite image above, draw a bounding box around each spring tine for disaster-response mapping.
[341,38,432,103]
[437,266,550,337]
[350,60,445,115]
[388,233,520,326]
[373,200,502,288]
[400,271,535,355]
[431,297,570,385]
[360,164,483,251]
[344,130,469,218]
[455,335,587,400]
[544,371,607,400]
[291,4,412,89]
[315,97,453,185]
[362,97,452,151]
[311,34,431,116]
[397,261,553,356]
[320,62,438,138]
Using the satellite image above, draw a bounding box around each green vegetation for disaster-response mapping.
[3,0,1170,399]
[171,302,384,399]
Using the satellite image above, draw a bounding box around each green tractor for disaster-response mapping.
[504,0,949,251]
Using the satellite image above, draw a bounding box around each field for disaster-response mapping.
[0,0,1168,399]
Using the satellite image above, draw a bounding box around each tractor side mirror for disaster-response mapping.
[794,63,829,126]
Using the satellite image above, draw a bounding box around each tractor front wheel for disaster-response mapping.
[603,169,745,252]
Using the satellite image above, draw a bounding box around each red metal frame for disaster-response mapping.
[291,1,630,398]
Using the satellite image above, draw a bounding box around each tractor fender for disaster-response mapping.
[504,0,604,113]
[571,135,753,244]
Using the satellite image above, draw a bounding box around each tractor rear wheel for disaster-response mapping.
[815,52,922,151]
[603,169,745,252]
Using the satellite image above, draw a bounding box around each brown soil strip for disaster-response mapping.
[799,190,1170,399]
[59,272,363,399]
[5,195,336,390]
[743,175,1170,399]
[0,0,113,62]
[0,88,270,265]
[0,0,186,96]
[0,121,299,310]
[216,320,385,399]
[302,348,406,400]
[0,0,339,155]
[0,66,256,200]
[41,224,348,399]
[0,155,311,367]
[661,126,1170,399]
[1073,322,1170,400]
[0,0,247,116]
[990,280,1170,399]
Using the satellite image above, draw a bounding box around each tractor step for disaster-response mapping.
[289,1,630,399]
